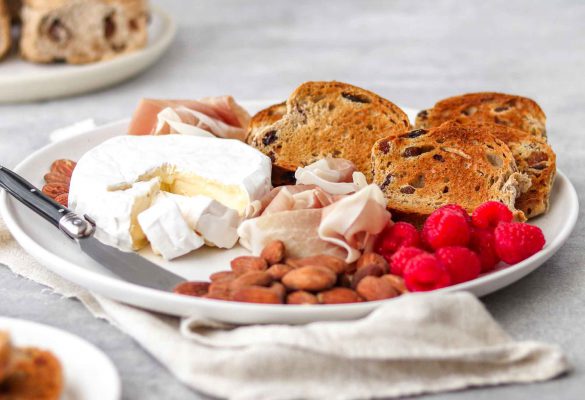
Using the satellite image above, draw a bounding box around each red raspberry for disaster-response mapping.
[494,222,546,264]
[389,246,427,276]
[435,246,481,284]
[375,222,421,262]
[472,201,513,229]
[403,254,451,292]
[438,204,471,223]
[469,227,500,272]
[422,208,470,250]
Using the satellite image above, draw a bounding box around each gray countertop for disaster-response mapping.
[1,0,584,399]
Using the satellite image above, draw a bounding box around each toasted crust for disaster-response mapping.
[471,122,556,218]
[250,81,411,181]
[0,331,11,382]
[415,92,546,138]
[1,347,63,399]
[372,121,530,220]
[246,102,286,145]
[0,0,10,59]
[20,0,148,64]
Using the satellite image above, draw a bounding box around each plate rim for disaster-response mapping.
[0,316,121,400]
[0,117,579,318]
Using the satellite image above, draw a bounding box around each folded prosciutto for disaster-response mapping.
[127,97,251,141]
[318,184,391,263]
[294,158,367,195]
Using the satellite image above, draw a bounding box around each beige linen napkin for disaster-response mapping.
[0,213,570,400]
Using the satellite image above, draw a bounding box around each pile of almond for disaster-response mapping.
[174,241,408,305]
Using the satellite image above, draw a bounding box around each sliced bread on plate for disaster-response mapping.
[371,121,531,221]
[246,101,286,145]
[249,81,411,182]
[415,92,546,138]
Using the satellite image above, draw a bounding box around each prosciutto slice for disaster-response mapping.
[238,209,347,259]
[318,184,391,263]
[295,158,367,195]
[127,97,251,141]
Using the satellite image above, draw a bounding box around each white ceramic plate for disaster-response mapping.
[0,103,579,324]
[0,317,120,400]
[0,7,176,103]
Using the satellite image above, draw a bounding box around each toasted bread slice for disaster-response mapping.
[471,122,556,218]
[1,347,63,399]
[0,331,11,382]
[372,121,530,220]
[246,102,286,145]
[250,81,411,181]
[415,92,546,138]
[0,0,11,59]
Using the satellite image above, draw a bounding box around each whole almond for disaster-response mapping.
[208,280,232,300]
[288,255,348,274]
[356,276,399,301]
[351,264,385,289]
[54,193,69,206]
[210,270,236,282]
[317,287,361,304]
[230,256,267,275]
[50,159,76,176]
[44,172,71,185]
[286,290,318,305]
[42,183,69,199]
[381,274,408,294]
[282,265,337,292]
[266,263,294,280]
[269,282,287,301]
[260,240,286,265]
[232,286,283,304]
[173,281,210,297]
[229,271,273,291]
[357,253,389,273]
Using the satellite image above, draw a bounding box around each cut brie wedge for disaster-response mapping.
[69,135,272,253]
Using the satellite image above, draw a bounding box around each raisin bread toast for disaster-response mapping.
[250,81,411,182]
[246,101,286,145]
[472,122,556,218]
[20,0,148,64]
[415,92,546,138]
[372,121,531,221]
[0,0,10,59]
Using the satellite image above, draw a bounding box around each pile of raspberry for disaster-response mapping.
[375,202,546,292]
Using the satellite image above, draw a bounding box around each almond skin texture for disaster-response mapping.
[232,286,283,304]
[50,159,76,176]
[173,281,210,297]
[269,282,287,301]
[286,291,319,305]
[287,255,348,274]
[357,253,389,273]
[351,264,385,289]
[208,280,232,300]
[210,270,236,282]
[266,263,294,280]
[44,172,71,185]
[42,183,69,199]
[282,265,337,292]
[229,271,273,291]
[356,276,399,301]
[230,256,268,275]
[54,193,69,206]
[381,274,408,294]
[260,240,286,265]
[317,288,361,304]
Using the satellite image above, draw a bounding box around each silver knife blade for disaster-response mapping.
[78,236,185,291]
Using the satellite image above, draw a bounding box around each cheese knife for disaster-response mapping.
[0,165,185,291]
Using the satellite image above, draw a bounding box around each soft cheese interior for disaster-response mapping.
[68,135,272,258]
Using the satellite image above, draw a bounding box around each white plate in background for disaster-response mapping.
[0,102,579,324]
[0,6,176,103]
[0,317,120,400]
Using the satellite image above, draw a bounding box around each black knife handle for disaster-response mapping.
[0,165,69,227]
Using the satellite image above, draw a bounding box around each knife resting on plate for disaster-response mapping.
[0,165,184,291]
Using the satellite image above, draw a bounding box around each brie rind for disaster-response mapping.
[69,135,272,252]
[137,196,205,260]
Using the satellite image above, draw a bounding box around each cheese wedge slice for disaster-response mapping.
[69,135,272,252]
